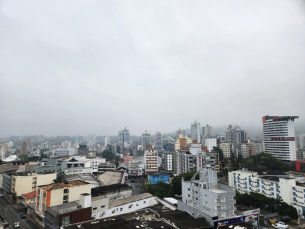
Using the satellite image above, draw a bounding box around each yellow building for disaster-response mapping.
[220,142,231,158]
[36,180,91,217]
[11,172,56,197]
[174,134,192,151]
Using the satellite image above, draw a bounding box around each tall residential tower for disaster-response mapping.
[262,115,299,161]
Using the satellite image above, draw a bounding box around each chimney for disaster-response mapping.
[79,193,91,208]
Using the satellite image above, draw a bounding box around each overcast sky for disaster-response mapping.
[0,0,305,137]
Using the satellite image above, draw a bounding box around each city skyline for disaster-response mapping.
[1,1,305,137]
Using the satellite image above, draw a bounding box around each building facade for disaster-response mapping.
[174,134,192,151]
[179,167,236,224]
[220,142,231,158]
[204,138,217,152]
[263,115,299,161]
[225,126,247,144]
[128,160,143,176]
[155,132,163,153]
[191,120,201,143]
[229,169,305,214]
[162,151,177,174]
[202,124,213,139]
[118,128,129,154]
[142,130,151,152]
[144,148,158,174]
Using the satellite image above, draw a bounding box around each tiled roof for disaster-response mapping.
[22,191,36,199]
[38,181,89,191]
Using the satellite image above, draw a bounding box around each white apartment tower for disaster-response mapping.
[144,148,158,174]
[105,136,110,147]
[263,115,299,161]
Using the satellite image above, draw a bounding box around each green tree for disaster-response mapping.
[115,155,121,167]
[137,150,144,156]
[102,150,115,161]
[171,170,199,195]
[12,192,17,203]
[213,147,224,161]
[142,181,174,198]
[18,154,29,161]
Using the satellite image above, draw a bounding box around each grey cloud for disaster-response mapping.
[0,0,305,137]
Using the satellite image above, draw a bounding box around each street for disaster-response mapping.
[0,197,32,229]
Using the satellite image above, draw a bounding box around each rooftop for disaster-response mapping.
[260,176,280,182]
[39,181,89,191]
[64,174,99,185]
[22,191,36,199]
[50,201,79,212]
[98,171,124,186]
[91,184,131,197]
[61,209,179,229]
[258,171,288,176]
[109,193,153,208]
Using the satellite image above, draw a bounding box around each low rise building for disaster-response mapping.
[128,160,142,176]
[98,171,125,186]
[174,134,192,151]
[21,191,37,207]
[66,157,105,174]
[62,167,93,175]
[35,181,91,219]
[93,193,157,219]
[35,159,67,176]
[44,194,92,229]
[11,172,57,197]
[148,174,169,184]
[91,184,132,201]
[52,148,75,157]
[121,156,135,163]
[228,169,305,214]
[64,174,100,188]
[98,163,116,173]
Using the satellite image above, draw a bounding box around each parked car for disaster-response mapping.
[3,221,9,227]
[19,213,26,219]
[272,221,289,229]
[13,222,19,228]
[0,194,4,197]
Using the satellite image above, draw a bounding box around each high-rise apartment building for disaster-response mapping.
[204,138,217,152]
[174,134,192,151]
[26,139,34,153]
[118,128,129,154]
[20,141,26,154]
[105,136,110,147]
[144,147,158,174]
[191,120,201,143]
[202,124,213,138]
[155,132,162,153]
[142,130,151,151]
[162,151,177,174]
[296,134,305,150]
[0,142,5,160]
[225,126,247,144]
[176,144,216,174]
[220,142,231,158]
[263,115,299,161]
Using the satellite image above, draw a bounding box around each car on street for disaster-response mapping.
[14,222,19,228]
[19,213,26,219]
[272,221,289,229]
[0,194,4,197]
[3,221,9,227]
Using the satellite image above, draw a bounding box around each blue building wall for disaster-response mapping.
[149,174,169,184]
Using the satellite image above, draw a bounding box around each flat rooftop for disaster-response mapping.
[109,193,153,208]
[209,189,226,193]
[91,184,131,197]
[39,181,89,191]
[258,171,288,176]
[51,201,79,212]
[98,171,124,186]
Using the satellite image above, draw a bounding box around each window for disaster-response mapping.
[144,201,146,204]
[120,208,123,211]
[112,210,115,213]
[61,215,71,226]
[64,189,69,194]
[93,207,97,210]
[63,195,68,200]
[101,205,105,208]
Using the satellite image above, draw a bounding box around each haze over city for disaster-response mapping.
[1,0,305,137]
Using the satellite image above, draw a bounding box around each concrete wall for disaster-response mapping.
[36,173,57,187]
[91,197,109,217]
[95,196,157,219]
